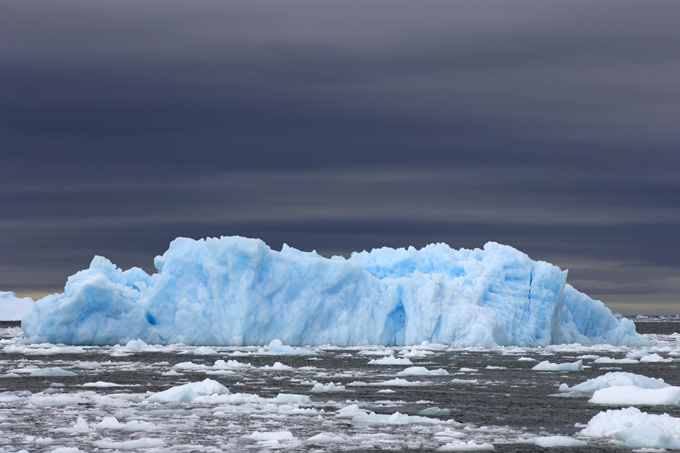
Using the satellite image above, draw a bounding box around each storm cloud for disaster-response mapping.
[1,0,679,313]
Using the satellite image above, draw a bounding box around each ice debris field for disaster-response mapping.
[21,236,644,347]
[3,236,679,452]
[1,323,680,452]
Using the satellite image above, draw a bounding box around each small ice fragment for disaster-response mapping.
[368,356,413,365]
[532,360,582,371]
[533,436,587,448]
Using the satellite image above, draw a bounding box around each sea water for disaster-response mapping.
[0,320,678,452]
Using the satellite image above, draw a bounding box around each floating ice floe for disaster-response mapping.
[94,438,166,450]
[30,367,77,377]
[22,236,646,347]
[639,353,672,363]
[401,346,435,357]
[397,366,449,376]
[559,372,668,394]
[307,433,345,443]
[81,381,129,387]
[261,361,293,370]
[517,356,537,361]
[581,407,680,450]
[532,360,583,371]
[368,356,413,365]
[358,348,396,356]
[436,439,495,451]
[91,417,159,431]
[589,385,680,406]
[256,339,317,355]
[419,407,452,416]
[148,378,230,403]
[310,382,346,393]
[3,345,86,355]
[336,404,448,425]
[532,436,587,447]
[593,356,639,364]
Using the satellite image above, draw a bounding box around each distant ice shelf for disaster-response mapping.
[0,291,35,321]
[21,236,647,347]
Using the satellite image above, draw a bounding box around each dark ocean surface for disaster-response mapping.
[0,320,678,452]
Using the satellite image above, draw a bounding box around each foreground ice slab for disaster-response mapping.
[22,236,646,347]
[0,291,35,321]
[581,407,680,449]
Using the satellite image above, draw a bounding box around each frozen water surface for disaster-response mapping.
[1,320,679,452]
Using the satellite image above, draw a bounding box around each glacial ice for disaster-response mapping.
[0,291,35,321]
[589,385,680,406]
[532,359,583,371]
[581,407,680,449]
[559,372,668,394]
[532,436,586,448]
[21,236,646,347]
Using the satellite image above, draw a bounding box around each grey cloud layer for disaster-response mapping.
[1,1,678,313]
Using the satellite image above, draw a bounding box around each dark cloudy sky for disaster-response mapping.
[1,0,679,314]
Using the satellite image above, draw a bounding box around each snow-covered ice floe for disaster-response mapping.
[21,236,646,347]
[581,407,680,449]
[589,385,680,406]
[559,372,669,394]
[532,359,583,371]
[533,436,587,448]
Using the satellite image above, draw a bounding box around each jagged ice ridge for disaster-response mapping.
[22,236,646,347]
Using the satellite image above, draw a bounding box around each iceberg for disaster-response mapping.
[0,291,35,321]
[21,236,646,347]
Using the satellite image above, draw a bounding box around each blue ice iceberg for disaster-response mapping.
[22,236,646,347]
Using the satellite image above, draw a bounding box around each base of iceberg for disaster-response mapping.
[22,236,646,347]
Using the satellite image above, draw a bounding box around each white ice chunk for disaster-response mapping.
[419,407,452,416]
[94,438,166,449]
[398,366,449,376]
[593,357,639,364]
[559,372,668,394]
[91,416,158,431]
[371,378,425,386]
[533,436,587,447]
[436,440,495,451]
[368,356,414,365]
[532,360,583,371]
[213,359,252,369]
[589,385,680,406]
[82,381,128,387]
[311,382,346,393]
[307,433,345,443]
[148,378,229,402]
[581,407,680,450]
[640,353,672,363]
[257,339,317,355]
[30,367,77,377]
[246,431,296,442]
[261,361,293,370]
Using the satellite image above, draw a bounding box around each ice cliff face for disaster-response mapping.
[21,236,646,347]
